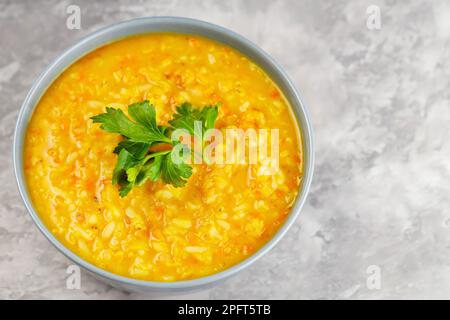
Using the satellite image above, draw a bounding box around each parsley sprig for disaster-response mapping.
[91,100,218,197]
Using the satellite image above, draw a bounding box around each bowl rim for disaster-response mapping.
[13,16,314,290]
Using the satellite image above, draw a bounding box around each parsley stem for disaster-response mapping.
[146,150,171,159]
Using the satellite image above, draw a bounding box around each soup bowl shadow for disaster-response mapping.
[13,16,314,293]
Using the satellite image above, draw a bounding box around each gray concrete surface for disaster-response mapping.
[1,0,450,299]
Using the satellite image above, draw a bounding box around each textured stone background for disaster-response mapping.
[1,0,450,299]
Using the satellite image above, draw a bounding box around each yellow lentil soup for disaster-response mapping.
[24,34,302,281]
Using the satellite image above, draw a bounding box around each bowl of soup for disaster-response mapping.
[13,17,313,292]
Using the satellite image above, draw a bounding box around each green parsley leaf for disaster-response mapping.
[113,140,150,159]
[112,148,141,186]
[90,102,170,144]
[128,101,158,132]
[126,152,166,185]
[160,152,193,188]
[168,102,219,138]
[117,151,167,197]
[137,154,164,184]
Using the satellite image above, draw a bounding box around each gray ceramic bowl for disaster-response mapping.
[13,17,314,293]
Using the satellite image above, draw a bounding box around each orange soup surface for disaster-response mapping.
[24,34,302,281]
